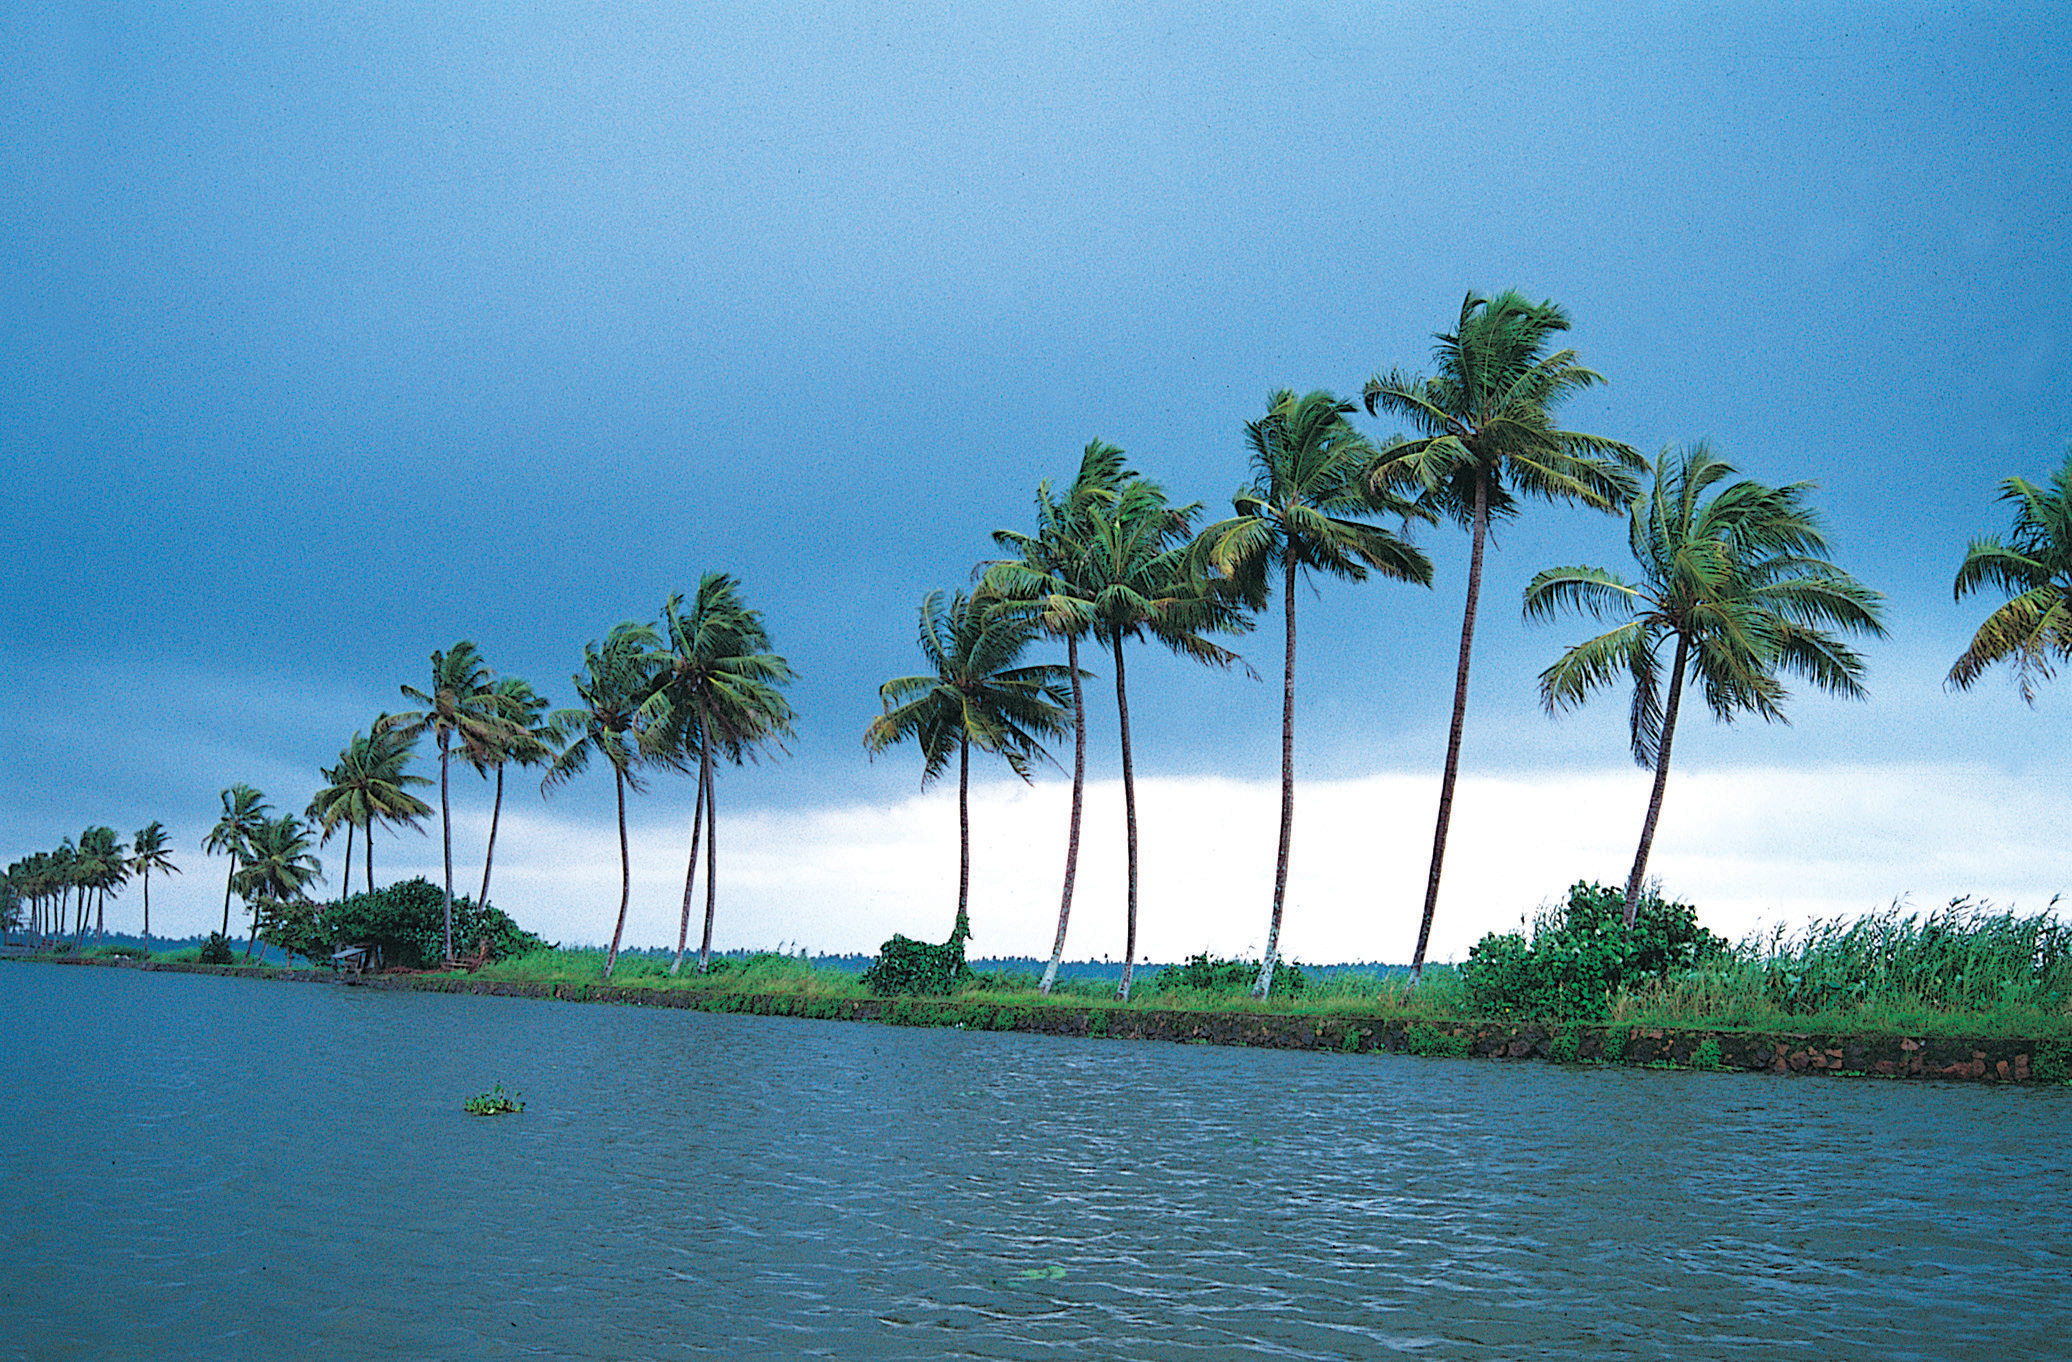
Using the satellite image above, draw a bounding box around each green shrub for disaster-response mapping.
[1404,1023,1471,1058]
[198,932,235,965]
[1149,952,1306,997]
[1690,1037,1723,1071]
[1548,1026,1581,1065]
[1460,881,1728,1021]
[862,914,971,996]
[276,878,548,970]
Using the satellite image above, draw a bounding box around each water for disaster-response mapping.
[3,963,2067,1360]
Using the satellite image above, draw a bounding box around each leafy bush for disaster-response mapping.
[1461,881,1728,1021]
[262,878,548,970]
[198,932,235,965]
[1149,952,1306,997]
[862,914,971,996]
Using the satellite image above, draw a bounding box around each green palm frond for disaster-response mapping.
[1949,449,2072,702]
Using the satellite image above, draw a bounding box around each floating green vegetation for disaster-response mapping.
[464,1082,525,1116]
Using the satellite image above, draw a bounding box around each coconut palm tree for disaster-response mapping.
[386,642,512,963]
[1949,447,2072,703]
[981,439,1129,994]
[865,590,1072,944]
[234,813,323,962]
[1364,290,1642,974]
[543,622,662,979]
[1195,389,1433,998]
[129,822,178,950]
[204,784,271,941]
[468,677,552,913]
[76,826,126,946]
[1079,476,1252,1000]
[1526,442,1887,926]
[642,576,798,975]
[308,722,435,901]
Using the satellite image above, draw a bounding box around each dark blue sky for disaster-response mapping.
[5,1,2067,951]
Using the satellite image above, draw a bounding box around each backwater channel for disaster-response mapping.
[3,962,2067,1360]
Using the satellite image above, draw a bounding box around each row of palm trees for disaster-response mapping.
[863,293,2069,998]
[12,292,2063,987]
[5,823,180,950]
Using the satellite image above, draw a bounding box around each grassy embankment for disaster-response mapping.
[43,902,2072,1044]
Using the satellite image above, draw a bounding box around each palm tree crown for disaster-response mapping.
[1364,290,1643,975]
[308,722,433,900]
[1525,441,1886,924]
[204,783,271,941]
[865,589,1072,942]
[1194,389,1433,997]
[129,820,179,947]
[1948,447,2072,703]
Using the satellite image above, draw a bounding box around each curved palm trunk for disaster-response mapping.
[220,862,235,939]
[603,764,632,978]
[437,734,455,964]
[1040,634,1088,996]
[479,764,505,911]
[364,824,374,896]
[1623,633,1690,928]
[341,823,355,901]
[955,733,971,941]
[672,746,711,976]
[141,869,150,949]
[698,718,722,974]
[1113,630,1142,1002]
[94,890,104,945]
[1255,540,1300,1000]
[1412,473,1489,976]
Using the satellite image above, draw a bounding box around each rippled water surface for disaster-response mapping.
[4,963,2068,1359]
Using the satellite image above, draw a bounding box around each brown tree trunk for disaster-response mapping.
[438,732,455,964]
[1623,633,1690,929]
[698,714,721,974]
[1040,633,1087,996]
[341,823,355,901]
[141,869,151,948]
[1412,473,1489,976]
[672,742,710,976]
[603,764,632,978]
[1113,630,1140,1002]
[365,823,374,896]
[1255,538,1300,999]
[955,733,971,939]
[479,764,505,911]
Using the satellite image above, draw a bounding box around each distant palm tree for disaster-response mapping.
[643,576,797,975]
[1948,447,2072,703]
[1080,476,1251,1000]
[543,622,662,979]
[386,642,512,963]
[982,439,1128,994]
[865,590,1072,944]
[1526,442,1886,926]
[308,722,434,900]
[1196,389,1433,998]
[470,678,553,913]
[75,826,126,946]
[204,784,271,940]
[129,822,179,950]
[235,814,323,962]
[1365,290,1642,974]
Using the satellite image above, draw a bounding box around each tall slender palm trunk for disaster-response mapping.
[673,748,711,975]
[697,719,722,973]
[1255,540,1300,999]
[1412,475,1489,976]
[604,766,632,978]
[1040,634,1088,996]
[955,734,971,939]
[220,866,235,939]
[1113,632,1143,1001]
[479,764,505,911]
[141,870,151,948]
[438,735,455,963]
[341,823,355,901]
[1623,634,1690,928]
[364,827,374,897]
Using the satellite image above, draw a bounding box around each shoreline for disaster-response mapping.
[13,952,2065,1084]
